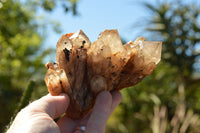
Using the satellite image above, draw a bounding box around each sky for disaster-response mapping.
[39,0,200,68]
[41,0,160,50]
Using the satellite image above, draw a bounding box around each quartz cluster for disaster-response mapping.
[45,29,162,119]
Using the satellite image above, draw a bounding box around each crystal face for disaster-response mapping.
[45,29,162,119]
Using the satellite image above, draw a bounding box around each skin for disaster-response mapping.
[7,91,122,133]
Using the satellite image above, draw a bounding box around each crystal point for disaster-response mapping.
[143,41,162,64]
[45,29,162,119]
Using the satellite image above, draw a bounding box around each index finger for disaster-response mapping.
[85,91,112,133]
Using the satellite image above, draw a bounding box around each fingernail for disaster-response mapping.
[97,91,112,100]
[59,93,67,96]
[113,91,122,99]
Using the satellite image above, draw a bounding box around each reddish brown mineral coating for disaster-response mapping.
[45,29,162,119]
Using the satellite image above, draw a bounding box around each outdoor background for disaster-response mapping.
[1,0,200,132]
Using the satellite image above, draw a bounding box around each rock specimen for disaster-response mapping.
[45,29,162,119]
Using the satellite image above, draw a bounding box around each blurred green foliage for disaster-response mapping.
[1,0,200,133]
[106,1,200,133]
[0,0,78,132]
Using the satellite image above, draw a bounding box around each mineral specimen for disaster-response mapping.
[45,29,162,119]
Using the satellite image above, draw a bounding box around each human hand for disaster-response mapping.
[7,91,122,133]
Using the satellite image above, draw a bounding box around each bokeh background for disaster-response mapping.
[1,0,200,132]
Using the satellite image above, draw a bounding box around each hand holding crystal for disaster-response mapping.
[7,91,122,133]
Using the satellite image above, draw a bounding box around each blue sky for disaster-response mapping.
[38,0,200,69]
[41,0,160,50]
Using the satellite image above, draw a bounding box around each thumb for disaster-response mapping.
[28,93,70,119]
